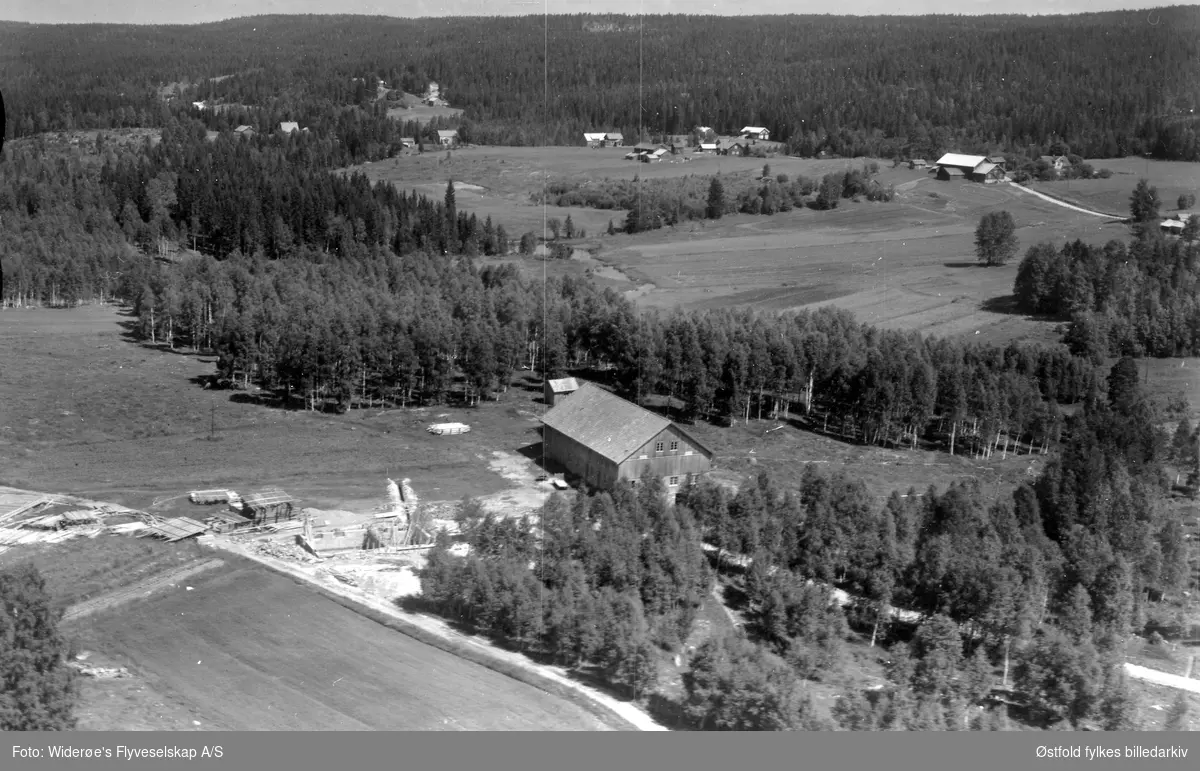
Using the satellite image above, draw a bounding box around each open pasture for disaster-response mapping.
[344,146,869,235]
[69,562,615,730]
[1031,157,1200,217]
[0,305,541,515]
[596,175,1130,344]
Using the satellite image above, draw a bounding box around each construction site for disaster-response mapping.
[0,475,463,592]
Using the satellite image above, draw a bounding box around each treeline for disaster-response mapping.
[1014,234,1200,360]
[3,9,1199,159]
[419,480,709,699]
[536,164,893,234]
[125,245,1100,458]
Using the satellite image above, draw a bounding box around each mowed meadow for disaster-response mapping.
[65,561,615,731]
[346,147,1165,347]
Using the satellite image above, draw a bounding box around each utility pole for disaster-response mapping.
[209,401,216,441]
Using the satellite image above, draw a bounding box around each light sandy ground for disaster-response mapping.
[1125,663,1200,695]
[476,450,559,517]
[210,536,670,731]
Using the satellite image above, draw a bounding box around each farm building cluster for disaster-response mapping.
[586,124,775,158]
[931,153,1009,183]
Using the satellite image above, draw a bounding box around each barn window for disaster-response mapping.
[670,441,679,451]
[655,442,664,452]
[669,476,679,486]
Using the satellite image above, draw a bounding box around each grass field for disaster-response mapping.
[345,146,1150,346]
[69,562,614,731]
[1030,158,1200,218]
[0,536,206,612]
[0,305,542,515]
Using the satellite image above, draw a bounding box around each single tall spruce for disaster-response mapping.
[706,177,725,219]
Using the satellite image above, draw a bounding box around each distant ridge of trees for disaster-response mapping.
[2,9,1199,159]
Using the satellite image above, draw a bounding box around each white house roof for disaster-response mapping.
[279,122,299,133]
[741,126,767,133]
[935,153,987,169]
[696,126,713,133]
[437,129,458,138]
[974,161,999,175]
[584,132,607,141]
[605,132,623,140]
[699,143,718,150]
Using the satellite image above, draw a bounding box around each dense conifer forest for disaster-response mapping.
[2,9,1199,158]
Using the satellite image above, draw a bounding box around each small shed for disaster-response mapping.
[909,158,928,169]
[241,489,297,525]
[544,377,580,407]
[604,132,624,147]
[233,125,256,138]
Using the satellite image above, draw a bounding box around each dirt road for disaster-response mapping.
[1125,663,1200,695]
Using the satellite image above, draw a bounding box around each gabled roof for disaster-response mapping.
[547,377,579,394]
[935,153,987,168]
[437,129,458,138]
[584,132,607,141]
[605,132,624,140]
[279,122,299,133]
[234,124,254,133]
[242,489,296,511]
[741,126,768,134]
[986,155,1006,163]
[699,143,718,150]
[399,137,416,144]
[541,382,713,465]
[973,161,999,175]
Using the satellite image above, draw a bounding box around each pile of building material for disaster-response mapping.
[69,662,130,679]
[203,510,255,533]
[137,517,208,542]
[427,422,470,435]
[107,521,147,535]
[189,489,235,505]
[252,540,321,564]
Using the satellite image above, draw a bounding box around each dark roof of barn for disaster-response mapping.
[540,382,713,464]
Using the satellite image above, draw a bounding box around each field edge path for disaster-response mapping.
[61,558,225,624]
[208,538,671,732]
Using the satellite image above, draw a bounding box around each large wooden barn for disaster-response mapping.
[540,382,713,498]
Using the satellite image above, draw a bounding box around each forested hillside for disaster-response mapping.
[2,8,1199,158]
